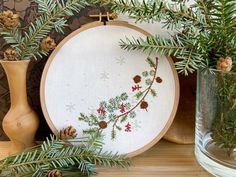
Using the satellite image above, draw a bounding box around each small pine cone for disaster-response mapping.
[140,100,148,110]
[110,13,118,19]
[59,126,77,140]
[156,77,162,83]
[41,36,56,52]
[98,121,107,129]
[133,75,141,83]
[3,48,19,61]
[45,169,62,177]
[0,10,19,29]
[217,57,233,72]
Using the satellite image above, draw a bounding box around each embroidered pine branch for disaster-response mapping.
[79,57,161,140]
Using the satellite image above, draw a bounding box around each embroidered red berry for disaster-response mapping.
[133,75,141,83]
[140,101,148,109]
[119,103,126,113]
[98,121,107,129]
[132,84,142,92]
[97,107,106,115]
[125,122,132,132]
[156,77,162,83]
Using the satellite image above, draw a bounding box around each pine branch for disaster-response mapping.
[35,0,57,14]
[120,35,188,57]
[0,135,130,177]
[18,0,88,60]
[0,28,23,48]
[87,151,131,168]
[93,0,236,74]
[196,0,212,25]
[95,0,207,29]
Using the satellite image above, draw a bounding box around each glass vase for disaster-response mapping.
[195,70,236,176]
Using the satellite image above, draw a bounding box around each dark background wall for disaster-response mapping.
[0,0,107,140]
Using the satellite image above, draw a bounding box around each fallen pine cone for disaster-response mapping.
[45,169,62,177]
[59,126,77,140]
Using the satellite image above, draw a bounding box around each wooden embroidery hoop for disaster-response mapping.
[40,19,180,157]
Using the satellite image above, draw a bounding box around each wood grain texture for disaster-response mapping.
[0,61,39,155]
[0,140,213,177]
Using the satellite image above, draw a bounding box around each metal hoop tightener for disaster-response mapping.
[89,12,118,24]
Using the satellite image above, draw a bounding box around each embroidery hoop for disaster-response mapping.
[40,21,179,157]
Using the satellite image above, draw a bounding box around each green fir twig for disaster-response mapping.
[0,135,131,177]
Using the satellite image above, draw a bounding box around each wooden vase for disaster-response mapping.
[0,60,39,155]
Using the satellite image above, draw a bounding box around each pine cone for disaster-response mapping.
[155,77,162,83]
[45,169,62,177]
[98,121,108,129]
[110,13,118,19]
[140,100,148,110]
[217,57,233,72]
[0,10,19,29]
[3,48,19,61]
[133,75,141,83]
[41,36,56,52]
[59,126,77,140]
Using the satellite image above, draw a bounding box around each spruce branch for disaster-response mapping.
[0,135,131,177]
[0,28,24,48]
[94,0,207,28]
[120,35,188,56]
[0,0,89,60]
[94,0,236,74]
[18,0,88,60]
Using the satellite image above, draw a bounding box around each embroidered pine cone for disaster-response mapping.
[140,100,148,109]
[3,48,19,61]
[98,121,108,129]
[133,75,141,83]
[59,126,77,140]
[0,10,19,29]
[45,169,62,177]
[41,36,56,52]
[217,56,233,72]
[155,77,162,83]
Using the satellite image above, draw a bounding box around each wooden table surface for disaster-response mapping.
[0,139,213,177]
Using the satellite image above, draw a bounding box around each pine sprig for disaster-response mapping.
[0,0,89,61]
[120,35,188,56]
[94,0,207,28]
[19,0,88,60]
[98,0,236,74]
[0,135,131,177]
[0,28,23,48]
